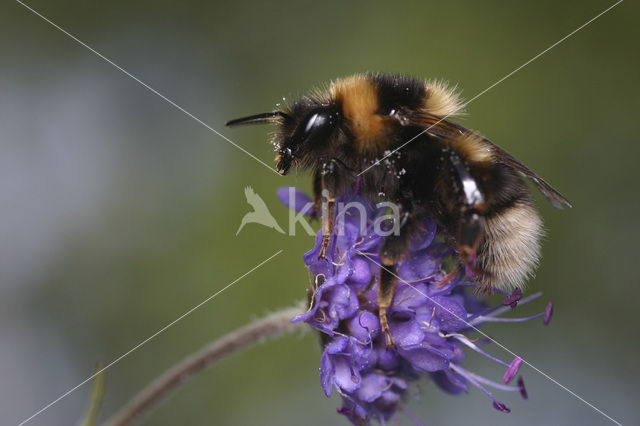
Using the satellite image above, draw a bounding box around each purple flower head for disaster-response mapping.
[280,187,554,425]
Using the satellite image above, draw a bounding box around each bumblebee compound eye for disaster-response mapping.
[297,107,338,147]
[302,111,329,136]
[276,106,340,175]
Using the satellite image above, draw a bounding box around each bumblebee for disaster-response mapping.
[227,73,571,347]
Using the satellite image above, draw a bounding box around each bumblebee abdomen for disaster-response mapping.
[476,201,543,291]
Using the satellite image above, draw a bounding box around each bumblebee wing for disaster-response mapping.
[480,138,572,209]
[412,113,572,209]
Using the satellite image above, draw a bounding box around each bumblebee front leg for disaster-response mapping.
[311,169,322,220]
[318,161,338,260]
[319,192,336,259]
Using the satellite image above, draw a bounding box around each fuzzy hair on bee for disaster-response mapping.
[227,72,570,347]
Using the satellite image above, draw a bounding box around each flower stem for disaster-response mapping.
[78,362,105,426]
[102,304,305,426]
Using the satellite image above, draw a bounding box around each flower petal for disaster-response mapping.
[320,351,334,397]
[399,347,449,372]
[355,372,388,402]
[348,256,372,287]
[333,355,361,393]
[277,186,313,214]
[409,219,437,251]
[431,370,468,395]
[389,316,424,347]
[426,296,469,332]
[397,250,437,283]
[346,311,380,342]
[377,346,401,370]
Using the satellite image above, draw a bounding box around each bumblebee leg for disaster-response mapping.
[442,148,490,284]
[318,160,339,260]
[436,269,460,288]
[318,194,335,259]
[311,169,322,220]
[378,266,397,348]
[457,211,486,279]
[378,210,417,348]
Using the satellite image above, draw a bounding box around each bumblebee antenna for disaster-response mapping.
[226,111,289,127]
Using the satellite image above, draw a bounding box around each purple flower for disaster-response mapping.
[281,187,553,425]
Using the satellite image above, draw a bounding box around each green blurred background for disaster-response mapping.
[1,1,638,425]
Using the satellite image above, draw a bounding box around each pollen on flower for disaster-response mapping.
[544,302,554,325]
[493,402,511,413]
[280,187,554,425]
[503,356,523,384]
[518,376,529,400]
[503,288,523,308]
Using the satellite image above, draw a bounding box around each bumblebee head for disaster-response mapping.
[226,104,342,175]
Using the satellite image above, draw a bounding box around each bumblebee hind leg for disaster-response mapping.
[458,212,484,271]
[456,210,496,293]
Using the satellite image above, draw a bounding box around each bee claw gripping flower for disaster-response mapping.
[280,188,552,425]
